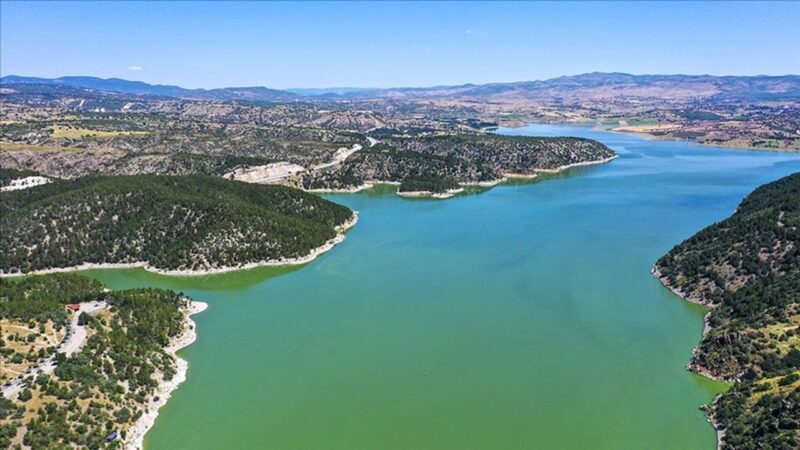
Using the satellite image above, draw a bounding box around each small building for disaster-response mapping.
[67,304,81,312]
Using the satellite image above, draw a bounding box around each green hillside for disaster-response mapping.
[0,175,354,273]
[655,172,800,450]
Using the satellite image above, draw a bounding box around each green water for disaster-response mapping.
[83,124,800,450]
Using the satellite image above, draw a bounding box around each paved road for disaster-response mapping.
[2,301,107,398]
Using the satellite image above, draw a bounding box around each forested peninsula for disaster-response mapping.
[0,273,205,449]
[300,136,615,195]
[654,172,800,450]
[0,175,356,275]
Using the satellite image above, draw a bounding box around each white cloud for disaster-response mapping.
[127,65,143,72]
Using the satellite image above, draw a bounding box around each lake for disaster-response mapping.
[85,124,800,450]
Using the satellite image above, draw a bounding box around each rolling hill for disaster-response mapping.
[0,175,355,274]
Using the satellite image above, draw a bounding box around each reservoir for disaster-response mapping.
[85,124,800,450]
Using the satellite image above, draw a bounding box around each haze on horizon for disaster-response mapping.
[1,1,799,90]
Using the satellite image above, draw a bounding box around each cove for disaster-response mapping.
[83,124,800,450]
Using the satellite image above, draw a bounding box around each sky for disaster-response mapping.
[1,1,799,89]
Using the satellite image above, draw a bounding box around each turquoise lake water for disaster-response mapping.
[85,124,800,450]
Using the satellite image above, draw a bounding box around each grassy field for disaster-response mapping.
[50,125,151,139]
[0,142,82,153]
[752,369,800,403]
[0,318,64,383]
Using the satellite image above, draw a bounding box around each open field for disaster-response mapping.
[50,125,151,139]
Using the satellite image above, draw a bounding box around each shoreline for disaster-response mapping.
[0,213,358,278]
[397,187,465,199]
[124,300,208,450]
[462,178,507,187]
[651,265,729,450]
[503,172,538,179]
[305,155,616,198]
[533,154,619,174]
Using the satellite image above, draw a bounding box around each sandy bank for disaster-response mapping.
[123,300,208,450]
[503,172,539,179]
[397,188,465,199]
[534,155,619,174]
[0,213,358,278]
[462,178,507,187]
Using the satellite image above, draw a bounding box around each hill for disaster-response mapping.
[385,134,616,175]
[300,136,614,193]
[6,73,798,103]
[0,75,300,102]
[654,172,800,450]
[0,175,355,274]
[332,73,800,102]
[4,73,797,153]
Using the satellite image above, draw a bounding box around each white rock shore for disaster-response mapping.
[534,154,620,174]
[0,176,51,191]
[397,187,465,199]
[123,300,208,450]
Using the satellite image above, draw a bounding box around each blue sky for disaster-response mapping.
[1,1,798,89]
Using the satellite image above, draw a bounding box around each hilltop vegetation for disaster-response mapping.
[655,172,800,449]
[0,274,105,323]
[0,175,354,274]
[0,113,366,179]
[387,134,615,175]
[0,273,196,449]
[398,176,461,194]
[301,143,498,191]
[300,137,613,193]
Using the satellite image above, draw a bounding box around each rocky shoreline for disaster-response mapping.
[123,300,208,450]
[651,266,730,450]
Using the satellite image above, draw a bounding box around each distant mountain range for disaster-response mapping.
[0,75,301,102]
[3,72,799,102]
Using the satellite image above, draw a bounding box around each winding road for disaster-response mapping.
[1,301,107,398]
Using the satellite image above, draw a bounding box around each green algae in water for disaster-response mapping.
[86,125,800,450]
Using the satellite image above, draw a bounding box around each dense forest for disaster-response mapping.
[0,273,194,449]
[0,175,354,273]
[398,176,461,194]
[0,274,105,323]
[300,136,614,194]
[386,134,616,175]
[655,172,800,449]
